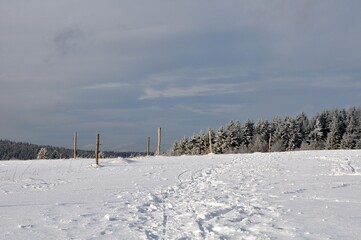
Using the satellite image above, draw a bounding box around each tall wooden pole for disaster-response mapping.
[74,131,77,160]
[157,128,161,155]
[95,133,100,165]
[208,129,213,154]
[268,133,272,152]
[147,136,151,156]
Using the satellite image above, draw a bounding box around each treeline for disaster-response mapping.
[169,107,361,156]
[0,139,142,160]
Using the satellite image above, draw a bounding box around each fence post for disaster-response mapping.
[157,128,161,155]
[208,129,213,154]
[147,136,151,156]
[95,133,100,165]
[74,131,77,160]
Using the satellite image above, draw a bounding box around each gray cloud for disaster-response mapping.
[83,82,130,90]
[139,84,254,100]
[1,0,361,151]
[53,28,85,56]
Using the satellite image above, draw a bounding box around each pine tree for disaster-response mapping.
[169,141,179,156]
[252,134,268,152]
[270,116,285,152]
[225,120,242,152]
[252,119,270,152]
[309,111,330,143]
[326,112,344,149]
[99,152,106,158]
[241,119,254,148]
[185,136,194,155]
[308,118,324,142]
[51,150,60,159]
[341,107,361,149]
[281,117,291,150]
[178,137,189,155]
[296,112,310,140]
[281,117,299,151]
[255,119,270,140]
[37,147,49,159]
[187,133,206,155]
[189,135,201,155]
[198,130,209,155]
[214,127,227,154]
[341,134,354,149]
[305,111,332,150]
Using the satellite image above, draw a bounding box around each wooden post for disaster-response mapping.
[74,131,77,160]
[157,128,161,155]
[147,136,151,156]
[208,129,213,154]
[268,133,272,152]
[95,133,100,165]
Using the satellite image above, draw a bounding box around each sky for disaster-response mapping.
[1,0,361,152]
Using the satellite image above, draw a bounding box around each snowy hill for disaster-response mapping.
[1,150,361,239]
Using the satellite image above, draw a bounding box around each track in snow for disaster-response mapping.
[128,156,297,239]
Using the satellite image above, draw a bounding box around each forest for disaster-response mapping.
[169,106,361,156]
[0,140,141,160]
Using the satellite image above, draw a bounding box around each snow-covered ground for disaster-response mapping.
[1,150,361,239]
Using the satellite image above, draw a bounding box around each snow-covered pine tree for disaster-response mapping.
[51,150,60,159]
[214,127,227,154]
[281,117,293,151]
[326,111,344,149]
[187,135,200,155]
[308,118,324,142]
[270,116,285,152]
[316,110,331,141]
[186,134,202,155]
[182,137,192,155]
[252,119,270,152]
[283,116,303,151]
[99,152,106,158]
[341,134,355,149]
[169,141,179,156]
[339,108,348,133]
[177,137,189,155]
[198,130,209,155]
[306,111,331,150]
[255,119,270,141]
[241,119,254,149]
[37,147,49,159]
[296,112,310,140]
[252,134,268,152]
[341,107,361,149]
[225,120,242,153]
[192,135,201,155]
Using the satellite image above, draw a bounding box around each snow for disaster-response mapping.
[1,150,361,239]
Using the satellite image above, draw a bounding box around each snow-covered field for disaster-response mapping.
[1,150,361,240]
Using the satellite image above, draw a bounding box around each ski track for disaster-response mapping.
[127,156,297,239]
